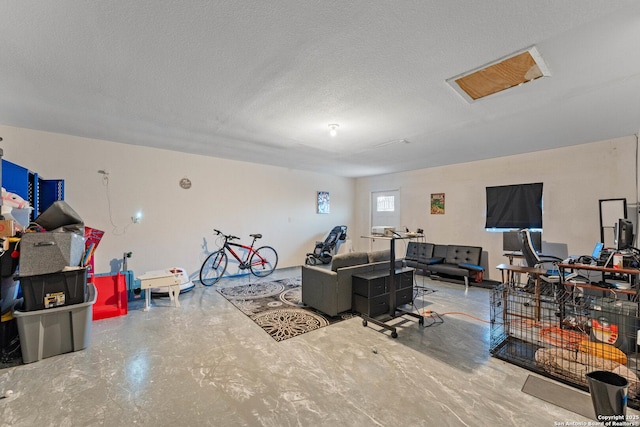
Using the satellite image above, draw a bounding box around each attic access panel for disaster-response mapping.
[447,46,551,102]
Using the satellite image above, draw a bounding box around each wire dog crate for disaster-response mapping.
[490,283,640,409]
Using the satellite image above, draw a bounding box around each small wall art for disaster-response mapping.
[430,193,445,214]
[317,191,330,214]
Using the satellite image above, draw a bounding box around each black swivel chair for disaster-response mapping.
[519,229,576,292]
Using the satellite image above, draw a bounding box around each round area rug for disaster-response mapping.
[251,308,329,341]
[279,286,304,307]
[219,281,285,299]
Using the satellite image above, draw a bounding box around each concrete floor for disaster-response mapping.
[0,267,631,426]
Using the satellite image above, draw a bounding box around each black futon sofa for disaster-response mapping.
[404,242,483,287]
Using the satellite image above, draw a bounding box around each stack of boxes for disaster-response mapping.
[0,154,98,365]
[11,201,96,363]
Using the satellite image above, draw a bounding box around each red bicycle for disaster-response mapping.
[199,229,278,286]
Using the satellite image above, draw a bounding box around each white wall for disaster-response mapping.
[0,125,356,279]
[2,125,638,282]
[354,136,639,279]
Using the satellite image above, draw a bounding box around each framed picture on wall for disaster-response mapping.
[317,191,330,214]
[430,193,445,214]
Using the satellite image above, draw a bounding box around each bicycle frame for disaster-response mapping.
[200,230,278,286]
[223,238,268,269]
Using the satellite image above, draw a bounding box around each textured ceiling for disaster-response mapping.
[1,1,639,177]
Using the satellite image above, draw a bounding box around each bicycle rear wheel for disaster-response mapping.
[199,250,228,286]
[249,246,278,277]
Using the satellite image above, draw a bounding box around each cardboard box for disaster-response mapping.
[0,220,16,238]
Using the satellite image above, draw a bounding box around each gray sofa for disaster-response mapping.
[301,250,394,317]
[404,242,483,286]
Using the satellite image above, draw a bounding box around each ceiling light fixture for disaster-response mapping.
[328,124,339,137]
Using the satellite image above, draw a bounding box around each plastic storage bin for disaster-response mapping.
[18,231,85,277]
[91,272,128,320]
[13,283,96,363]
[19,268,87,311]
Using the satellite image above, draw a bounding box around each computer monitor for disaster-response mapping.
[503,230,541,252]
[615,218,634,250]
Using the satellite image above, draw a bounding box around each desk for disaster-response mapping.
[558,262,640,299]
[360,234,424,337]
[137,270,183,311]
[503,251,525,265]
[501,252,526,284]
[503,251,544,265]
[361,234,413,316]
[496,263,546,285]
[496,263,547,321]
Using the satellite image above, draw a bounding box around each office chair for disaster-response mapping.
[519,229,577,297]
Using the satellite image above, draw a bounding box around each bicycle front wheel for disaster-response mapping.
[249,246,278,277]
[199,250,228,286]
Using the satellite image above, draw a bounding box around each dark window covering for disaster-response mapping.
[485,183,543,229]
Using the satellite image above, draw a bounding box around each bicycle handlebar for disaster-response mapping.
[213,229,240,241]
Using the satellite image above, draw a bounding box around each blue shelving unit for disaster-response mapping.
[38,178,65,217]
[1,159,64,221]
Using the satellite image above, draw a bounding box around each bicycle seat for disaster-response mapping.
[250,234,262,239]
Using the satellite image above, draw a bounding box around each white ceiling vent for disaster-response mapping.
[447,46,551,102]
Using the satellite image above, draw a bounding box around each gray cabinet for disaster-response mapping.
[352,268,413,317]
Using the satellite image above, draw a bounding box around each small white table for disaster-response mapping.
[137,270,183,311]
